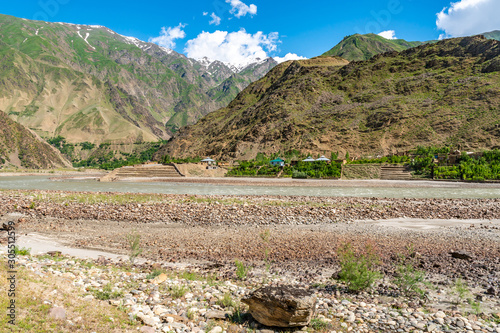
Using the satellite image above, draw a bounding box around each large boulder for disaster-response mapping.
[242,285,316,327]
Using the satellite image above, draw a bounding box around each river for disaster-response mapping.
[1,175,500,199]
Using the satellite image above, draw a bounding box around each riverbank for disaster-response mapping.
[1,190,500,332]
[0,169,105,178]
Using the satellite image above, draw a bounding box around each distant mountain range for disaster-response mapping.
[157,36,500,160]
[484,30,500,41]
[0,14,277,146]
[1,11,500,167]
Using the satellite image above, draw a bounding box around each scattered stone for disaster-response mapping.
[205,310,227,320]
[228,325,246,333]
[48,306,66,320]
[450,251,473,261]
[242,285,316,327]
[208,326,223,333]
[486,286,497,295]
[47,251,62,257]
[151,273,168,285]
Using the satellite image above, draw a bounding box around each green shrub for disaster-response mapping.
[126,231,142,264]
[91,283,123,300]
[292,170,308,179]
[452,278,470,305]
[217,292,237,308]
[235,260,250,280]
[146,269,163,280]
[336,242,382,292]
[394,262,426,298]
[170,285,189,299]
[14,246,31,256]
[310,318,329,331]
[80,141,95,150]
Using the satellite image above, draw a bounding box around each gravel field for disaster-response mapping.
[1,189,500,332]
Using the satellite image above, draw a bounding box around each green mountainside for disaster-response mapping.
[322,33,423,61]
[0,14,276,145]
[0,110,71,168]
[158,36,500,160]
[484,30,500,41]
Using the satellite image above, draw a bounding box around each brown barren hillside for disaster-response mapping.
[157,36,500,160]
[0,110,71,168]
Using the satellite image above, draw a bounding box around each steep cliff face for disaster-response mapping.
[157,36,500,160]
[0,14,277,144]
[0,110,71,169]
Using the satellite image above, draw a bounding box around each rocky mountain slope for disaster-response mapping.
[0,14,276,144]
[323,31,500,62]
[322,33,423,61]
[157,36,500,160]
[0,110,71,168]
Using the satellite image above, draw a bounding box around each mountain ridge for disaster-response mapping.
[0,14,277,144]
[157,36,500,160]
[322,33,423,61]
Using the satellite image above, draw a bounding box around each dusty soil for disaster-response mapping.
[175,163,228,178]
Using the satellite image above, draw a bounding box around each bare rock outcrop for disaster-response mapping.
[242,285,316,327]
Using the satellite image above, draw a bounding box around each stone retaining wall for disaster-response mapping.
[342,164,381,179]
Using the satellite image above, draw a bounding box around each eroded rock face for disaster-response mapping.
[242,285,316,327]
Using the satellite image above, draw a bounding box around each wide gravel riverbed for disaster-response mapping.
[1,188,500,332]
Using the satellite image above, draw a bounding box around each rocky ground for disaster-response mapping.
[1,189,500,332]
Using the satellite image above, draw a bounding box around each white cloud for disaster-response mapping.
[437,0,500,37]
[184,29,279,67]
[203,12,208,16]
[209,13,221,26]
[274,53,308,64]
[149,23,186,49]
[226,0,257,18]
[378,30,397,40]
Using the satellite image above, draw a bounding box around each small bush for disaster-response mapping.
[217,292,237,308]
[146,269,163,280]
[126,231,142,264]
[468,298,482,315]
[178,271,204,281]
[292,170,308,179]
[336,242,382,292]
[452,278,470,305]
[91,283,123,300]
[170,285,189,299]
[394,262,426,298]
[14,246,31,256]
[187,308,197,320]
[235,260,250,280]
[310,318,329,331]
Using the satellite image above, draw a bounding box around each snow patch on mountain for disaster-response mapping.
[196,56,270,74]
[77,30,95,50]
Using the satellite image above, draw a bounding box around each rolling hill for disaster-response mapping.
[157,36,500,160]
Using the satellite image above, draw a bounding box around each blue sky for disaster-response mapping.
[2,0,499,65]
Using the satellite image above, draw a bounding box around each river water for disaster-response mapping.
[1,176,500,199]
